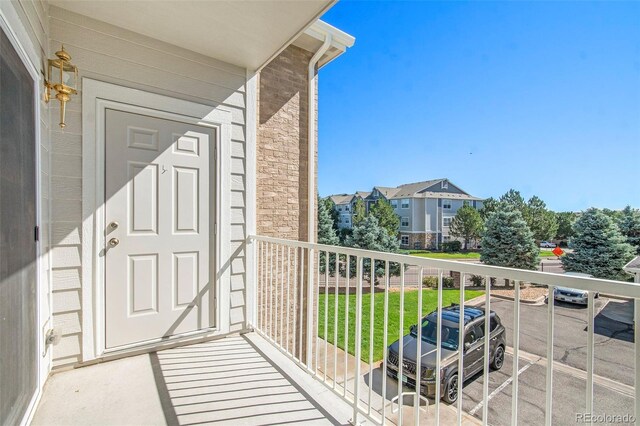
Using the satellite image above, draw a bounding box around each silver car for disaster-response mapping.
[553,272,599,305]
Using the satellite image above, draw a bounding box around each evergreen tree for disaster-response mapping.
[480,208,539,271]
[317,196,339,275]
[562,208,635,280]
[479,197,499,221]
[352,198,366,225]
[369,199,400,238]
[344,215,401,283]
[523,196,558,242]
[449,205,483,250]
[618,206,640,254]
[500,189,526,212]
[321,197,340,232]
[317,195,339,246]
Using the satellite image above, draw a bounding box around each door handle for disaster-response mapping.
[109,221,119,230]
[108,238,120,247]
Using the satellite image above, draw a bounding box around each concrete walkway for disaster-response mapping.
[33,334,353,425]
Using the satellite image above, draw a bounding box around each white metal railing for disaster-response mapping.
[248,235,640,426]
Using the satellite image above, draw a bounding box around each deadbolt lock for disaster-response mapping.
[108,238,119,247]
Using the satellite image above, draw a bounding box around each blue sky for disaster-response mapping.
[317,1,640,212]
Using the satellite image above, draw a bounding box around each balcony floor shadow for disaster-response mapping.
[32,334,353,426]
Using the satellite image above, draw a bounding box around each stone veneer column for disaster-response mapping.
[257,45,318,361]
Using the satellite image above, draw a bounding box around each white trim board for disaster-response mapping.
[81,78,233,361]
[0,6,48,426]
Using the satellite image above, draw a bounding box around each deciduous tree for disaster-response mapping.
[449,205,483,250]
[369,199,400,238]
[352,198,366,226]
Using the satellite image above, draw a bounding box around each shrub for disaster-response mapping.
[422,275,455,289]
[442,240,462,252]
[469,274,484,287]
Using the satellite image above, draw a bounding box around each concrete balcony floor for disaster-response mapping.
[33,334,353,426]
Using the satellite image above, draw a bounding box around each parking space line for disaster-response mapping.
[468,360,536,416]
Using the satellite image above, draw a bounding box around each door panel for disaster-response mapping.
[105,109,215,349]
[0,26,38,426]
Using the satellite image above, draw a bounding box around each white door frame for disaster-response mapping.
[81,79,232,361]
[0,7,46,426]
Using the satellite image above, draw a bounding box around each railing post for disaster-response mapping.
[352,256,363,425]
[545,285,555,426]
[635,274,640,423]
[306,247,315,370]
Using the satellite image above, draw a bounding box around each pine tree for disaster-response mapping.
[344,215,401,283]
[369,199,400,238]
[321,197,340,232]
[618,206,640,254]
[562,208,635,280]
[317,196,339,275]
[318,195,339,246]
[449,205,483,250]
[481,208,539,270]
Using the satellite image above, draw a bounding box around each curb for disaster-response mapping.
[485,293,546,305]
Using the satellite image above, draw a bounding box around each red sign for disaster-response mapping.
[552,247,564,257]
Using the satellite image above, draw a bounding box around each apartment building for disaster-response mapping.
[329,191,370,229]
[332,179,483,248]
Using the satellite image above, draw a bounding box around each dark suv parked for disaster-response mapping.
[387,304,506,403]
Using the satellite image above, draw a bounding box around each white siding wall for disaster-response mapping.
[48,6,248,367]
[1,0,53,380]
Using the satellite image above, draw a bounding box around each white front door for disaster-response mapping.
[104,109,215,349]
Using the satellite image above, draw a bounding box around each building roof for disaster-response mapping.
[624,256,640,273]
[328,194,354,205]
[355,191,371,199]
[371,179,483,201]
[392,179,448,198]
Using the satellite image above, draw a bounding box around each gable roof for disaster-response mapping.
[624,256,640,273]
[379,178,482,200]
[328,194,355,205]
[355,191,371,199]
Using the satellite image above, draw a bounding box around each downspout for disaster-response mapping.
[306,33,332,370]
[307,33,332,245]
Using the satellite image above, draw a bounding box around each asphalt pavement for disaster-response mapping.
[457,296,636,425]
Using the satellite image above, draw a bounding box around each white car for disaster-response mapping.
[540,241,556,248]
[553,272,599,305]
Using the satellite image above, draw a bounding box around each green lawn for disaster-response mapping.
[408,251,481,259]
[408,249,558,260]
[317,289,484,363]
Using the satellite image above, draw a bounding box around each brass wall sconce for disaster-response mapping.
[44,45,78,129]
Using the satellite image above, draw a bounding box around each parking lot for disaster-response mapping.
[458,296,636,424]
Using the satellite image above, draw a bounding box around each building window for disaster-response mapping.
[443,235,451,242]
[338,206,342,211]
[401,217,409,227]
[345,206,350,212]
[443,199,452,210]
[401,235,409,246]
[441,180,449,189]
[390,200,398,209]
[443,217,452,227]
[345,218,350,224]
[401,199,410,209]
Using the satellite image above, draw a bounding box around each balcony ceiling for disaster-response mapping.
[49,0,336,70]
